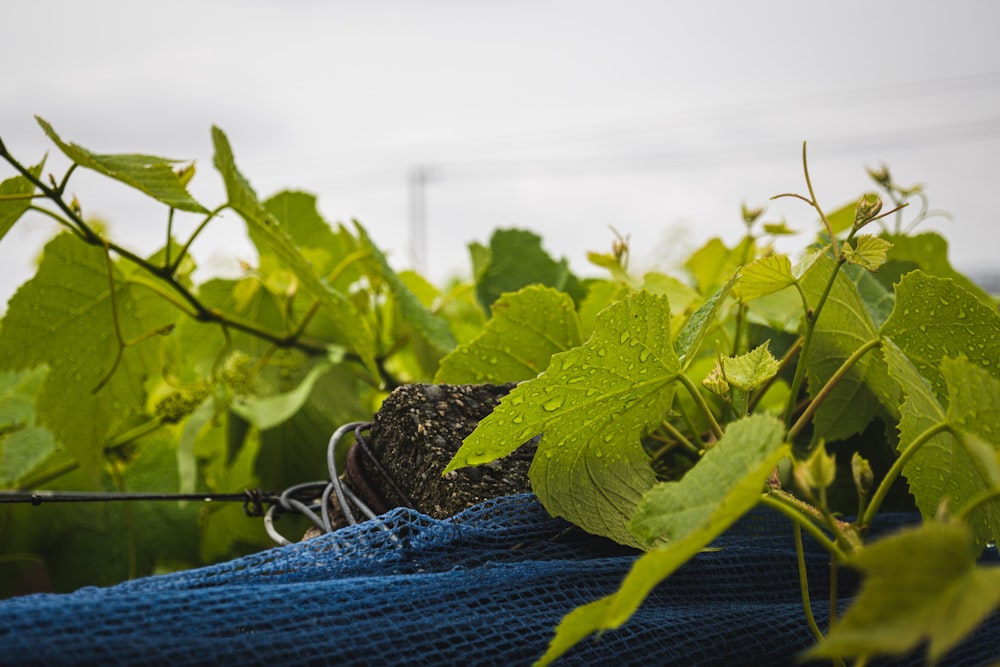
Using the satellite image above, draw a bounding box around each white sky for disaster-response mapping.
[3,0,999,308]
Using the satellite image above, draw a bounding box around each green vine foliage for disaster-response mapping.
[1,120,999,664]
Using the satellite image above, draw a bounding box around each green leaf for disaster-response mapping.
[0,366,58,486]
[880,232,994,308]
[744,288,804,333]
[640,272,700,315]
[229,360,332,430]
[211,127,379,379]
[843,235,893,272]
[0,157,44,242]
[763,220,797,236]
[824,200,857,237]
[674,273,738,368]
[577,280,627,337]
[843,262,895,329]
[538,415,788,665]
[630,413,787,543]
[474,228,585,312]
[800,254,889,441]
[734,254,796,302]
[719,341,780,392]
[434,286,582,383]
[885,345,1000,547]
[806,521,1000,664]
[36,117,207,214]
[197,418,268,561]
[881,271,1000,399]
[684,236,753,294]
[262,192,369,296]
[0,234,170,478]
[446,291,679,546]
[355,221,456,354]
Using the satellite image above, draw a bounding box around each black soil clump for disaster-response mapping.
[339,383,538,524]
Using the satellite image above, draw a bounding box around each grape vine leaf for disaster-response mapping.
[880,232,993,308]
[262,191,348,277]
[474,228,585,312]
[577,280,628,337]
[0,366,57,486]
[629,413,787,543]
[434,286,582,383]
[884,343,1000,547]
[805,521,1000,664]
[843,235,892,272]
[824,200,857,236]
[843,263,895,329]
[229,360,333,430]
[734,254,795,302]
[881,271,1000,399]
[211,127,379,379]
[445,291,679,546]
[717,342,779,392]
[674,274,738,368]
[0,234,171,478]
[36,117,208,214]
[684,236,754,294]
[354,221,456,354]
[799,254,890,441]
[0,157,44,242]
[537,414,788,665]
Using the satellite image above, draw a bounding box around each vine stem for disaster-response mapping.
[760,493,849,561]
[786,337,883,441]
[793,523,825,644]
[677,373,724,441]
[0,145,343,360]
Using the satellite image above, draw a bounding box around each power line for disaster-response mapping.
[260,70,1000,179]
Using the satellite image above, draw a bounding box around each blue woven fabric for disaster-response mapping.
[0,494,996,666]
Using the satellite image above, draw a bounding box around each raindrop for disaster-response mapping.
[639,350,651,362]
[957,310,967,320]
[542,396,565,411]
[620,331,629,344]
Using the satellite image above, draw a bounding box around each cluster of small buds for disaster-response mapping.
[153,379,210,422]
[218,351,266,397]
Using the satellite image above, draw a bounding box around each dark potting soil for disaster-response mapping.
[314,383,538,534]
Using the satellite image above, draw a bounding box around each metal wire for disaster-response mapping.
[264,420,379,545]
[1,421,386,546]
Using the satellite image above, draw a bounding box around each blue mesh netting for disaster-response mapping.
[0,494,996,666]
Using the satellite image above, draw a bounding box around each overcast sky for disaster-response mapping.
[3,1,999,308]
